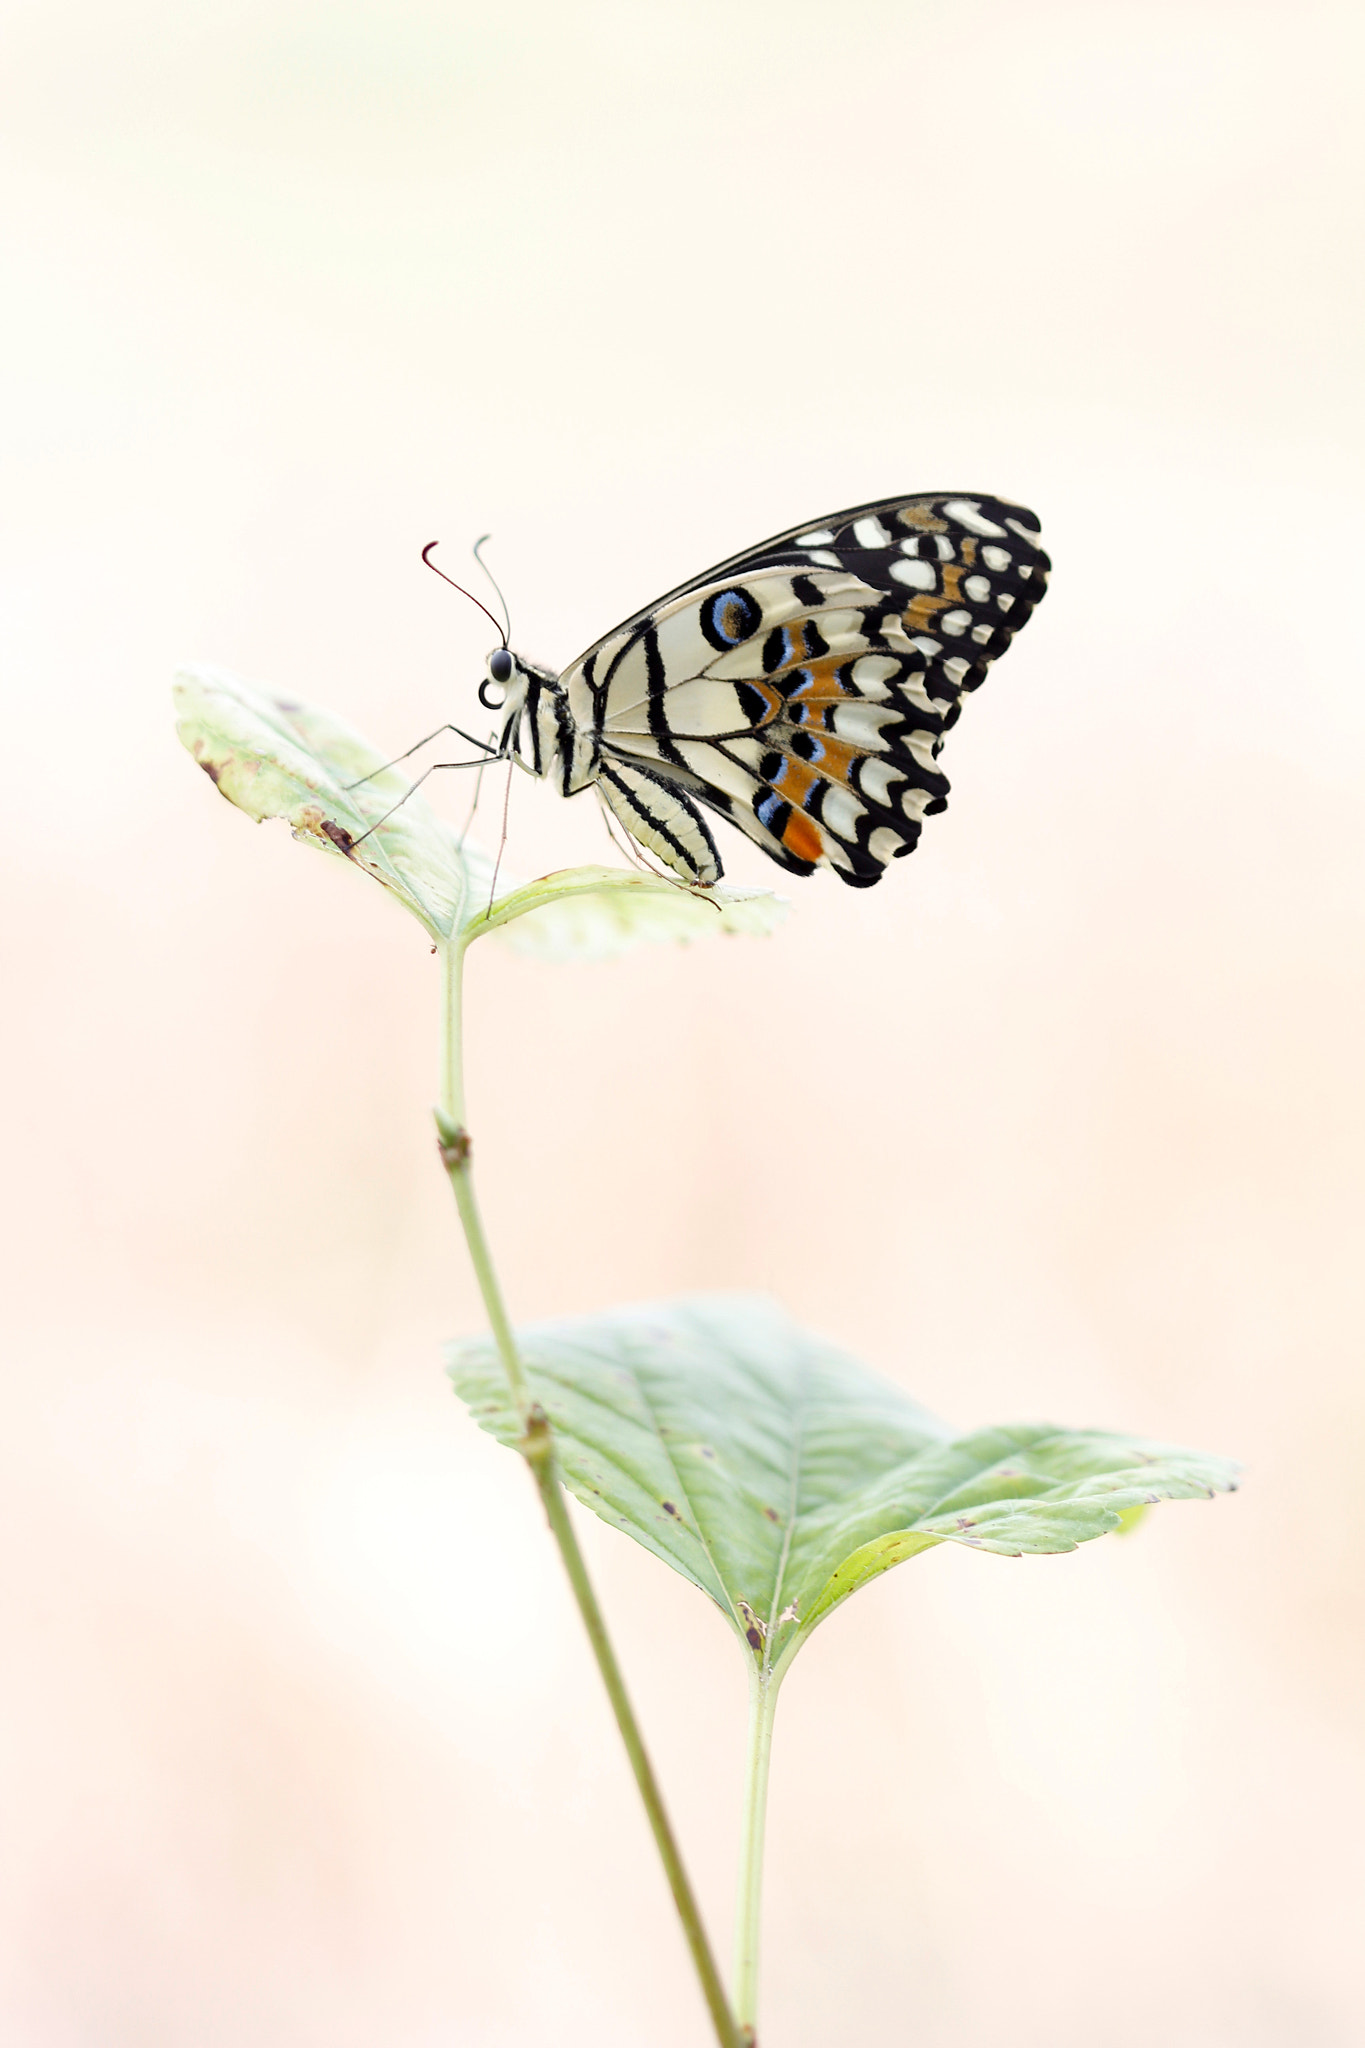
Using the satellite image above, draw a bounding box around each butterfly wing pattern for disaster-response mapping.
[510,494,1049,888]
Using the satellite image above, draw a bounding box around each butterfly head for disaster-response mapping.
[479,646,563,762]
[475,645,524,748]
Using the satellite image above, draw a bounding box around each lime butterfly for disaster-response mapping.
[463,493,1049,888]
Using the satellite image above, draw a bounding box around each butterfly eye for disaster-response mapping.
[480,647,514,709]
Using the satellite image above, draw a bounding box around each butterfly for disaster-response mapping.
[466,493,1049,889]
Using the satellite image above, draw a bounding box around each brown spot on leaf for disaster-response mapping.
[321,819,356,856]
[661,1501,679,1518]
[198,758,223,785]
[746,1627,762,1650]
[762,1505,779,1523]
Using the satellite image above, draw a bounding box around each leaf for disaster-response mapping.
[175,668,787,956]
[174,665,474,942]
[470,863,788,959]
[448,1295,1238,1682]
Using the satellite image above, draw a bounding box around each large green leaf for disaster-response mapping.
[174,666,785,954]
[448,1295,1238,1681]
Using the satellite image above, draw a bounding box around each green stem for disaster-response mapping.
[436,936,742,2048]
[733,1663,781,2040]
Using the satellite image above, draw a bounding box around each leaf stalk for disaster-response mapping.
[733,1664,782,2039]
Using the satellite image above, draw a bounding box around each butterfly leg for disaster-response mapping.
[596,759,722,887]
[349,756,492,845]
[345,723,499,792]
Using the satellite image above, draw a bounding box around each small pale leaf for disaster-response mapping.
[448,1295,1238,1679]
[174,665,474,941]
[468,862,788,959]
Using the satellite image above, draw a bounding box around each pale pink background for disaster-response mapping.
[3,3,1363,2042]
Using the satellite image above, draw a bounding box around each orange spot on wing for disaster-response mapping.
[746,679,785,725]
[782,810,823,863]
[903,592,954,633]
[813,738,862,786]
[783,655,856,703]
[771,755,818,809]
[896,504,949,532]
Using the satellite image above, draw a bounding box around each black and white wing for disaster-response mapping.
[558,493,1050,887]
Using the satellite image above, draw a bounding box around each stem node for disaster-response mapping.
[434,1108,471,1169]
[519,1403,555,1472]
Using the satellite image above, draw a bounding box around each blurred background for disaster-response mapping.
[3,2,1363,2042]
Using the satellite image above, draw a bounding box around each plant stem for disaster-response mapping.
[733,1663,781,2040]
[436,936,742,2048]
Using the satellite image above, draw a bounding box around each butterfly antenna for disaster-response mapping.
[422,541,508,648]
[471,534,512,644]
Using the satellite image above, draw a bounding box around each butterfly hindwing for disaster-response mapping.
[551,494,1049,886]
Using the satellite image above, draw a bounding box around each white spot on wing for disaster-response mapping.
[831,700,901,749]
[890,558,937,591]
[868,825,903,864]
[940,609,972,638]
[796,528,836,546]
[1006,516,1041,542]
[942,498,1007,538]
[942,656,970,687]
[850,654,900,693]
[996,592,1015,613]
[852,514,894,549]
[982,545,1012,570]
[964,575,991,602]
[802,549,842,568]
[819,783,863,841]
[858,757,903,808]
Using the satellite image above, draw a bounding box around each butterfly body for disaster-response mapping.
[486,492,1049,889]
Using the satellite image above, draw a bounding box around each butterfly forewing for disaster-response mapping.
[547,493,1049,887]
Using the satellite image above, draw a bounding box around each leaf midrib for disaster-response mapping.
[761,1343,809,1673]
[610,1349,747,1631]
